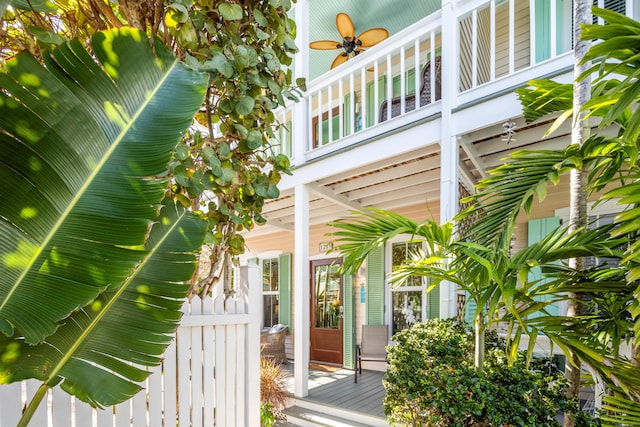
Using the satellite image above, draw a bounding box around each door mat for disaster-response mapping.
[309,363,343,373]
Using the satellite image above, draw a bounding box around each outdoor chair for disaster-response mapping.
[355,324,388,383]
[260,324,288,364]
[379,56,442,122]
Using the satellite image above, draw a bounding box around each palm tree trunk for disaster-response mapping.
[565,1,591,426]
[474,312,485,372]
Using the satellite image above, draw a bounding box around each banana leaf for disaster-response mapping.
[0,201,206,408]
[0,28,208,345]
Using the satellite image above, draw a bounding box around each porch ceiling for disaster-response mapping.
[308,0,440,80]
[250,116,575,236]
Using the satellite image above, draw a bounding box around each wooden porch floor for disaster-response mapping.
[280,363,386,419]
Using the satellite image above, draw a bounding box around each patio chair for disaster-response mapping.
[260,324,288,364]
[355,324,388,383]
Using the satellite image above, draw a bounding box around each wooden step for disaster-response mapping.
[280,399,388,427]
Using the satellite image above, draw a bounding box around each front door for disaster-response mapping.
[310,258,343,364]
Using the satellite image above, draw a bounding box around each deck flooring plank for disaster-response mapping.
[282,363,387,420]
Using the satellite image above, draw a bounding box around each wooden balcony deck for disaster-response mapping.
[277,363,387,426]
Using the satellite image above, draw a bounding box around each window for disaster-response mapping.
[389,240,440,335]
[262,258,279,328]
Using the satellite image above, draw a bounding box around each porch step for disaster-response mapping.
[280,399,388,427]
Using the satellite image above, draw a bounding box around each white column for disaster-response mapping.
[294,183,310,397]
[292,0,310,166]
[439,0,459,319]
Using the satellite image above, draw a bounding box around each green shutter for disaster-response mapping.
[284,120,292,157]
[427,280,440,319]
[343,273,355,369]
[366,76,386,128]
[366,246,385,325]
[535,0,565,63]
[464,290,476,325]
[278,253,291,331]
[528,217,561,317]
[392,68,416,98]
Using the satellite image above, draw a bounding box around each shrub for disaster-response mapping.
[383,319,576,426]
[260,357,290,426]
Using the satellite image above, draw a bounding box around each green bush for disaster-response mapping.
[384,319,576,426]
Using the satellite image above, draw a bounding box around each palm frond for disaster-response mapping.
[458,148,574,248]
[330,208,453,274]
[0,28,208,344]
[601,394,640,426]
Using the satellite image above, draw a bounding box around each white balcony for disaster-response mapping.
[273,0,637,168]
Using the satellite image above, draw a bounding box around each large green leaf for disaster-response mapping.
[0,201,206,407]
[0,28,208,344]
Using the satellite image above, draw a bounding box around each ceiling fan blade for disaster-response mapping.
[330,52,349,69]
[310,40,343,50]
[336,13,355,39]
[357,28,389,47]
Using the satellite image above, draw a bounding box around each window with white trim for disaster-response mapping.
[262,257,279,328]
[387,240,440,335]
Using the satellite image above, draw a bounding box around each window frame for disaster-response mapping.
[260,254,281,329]
[384,236,436,335]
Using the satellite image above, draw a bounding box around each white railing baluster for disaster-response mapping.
[509,0,515,74]
[529,0,536,64]
[490,0,496,79]
[373,61,379,126]
[386,55,392,122]
[327,84,333,144]
[349,73,355,136]
[472,8,478,88]
[338,79,344,139]
[430,34,436,104]
[317,89,323,146]
[551,0,557,58]
[400,47,406,115]
[307,94,313,151]
[414,38,421,106]
[360,67,366,130]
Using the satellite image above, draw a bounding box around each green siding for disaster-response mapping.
[343,273,355,369]
[278,253,292,330]
[528,217,561,317]
[366,247,385,325]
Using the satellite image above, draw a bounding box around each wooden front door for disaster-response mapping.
[310,258,343,364]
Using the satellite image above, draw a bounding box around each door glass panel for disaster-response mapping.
[314,263,341,329]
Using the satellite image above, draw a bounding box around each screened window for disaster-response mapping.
[262,258,279,327]
[390,241,429,335]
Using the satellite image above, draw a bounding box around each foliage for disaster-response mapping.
[261,402,276,427]
[384,320,595,427]
[463,6,640,424]
[260,357,290,424]
[1,0,304,298]
[0,28,208,424]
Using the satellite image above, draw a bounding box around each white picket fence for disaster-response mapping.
[0,264,261,427]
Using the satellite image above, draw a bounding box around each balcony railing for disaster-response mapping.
[271,0,637,163]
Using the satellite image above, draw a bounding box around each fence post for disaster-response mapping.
[239,262,261,426]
